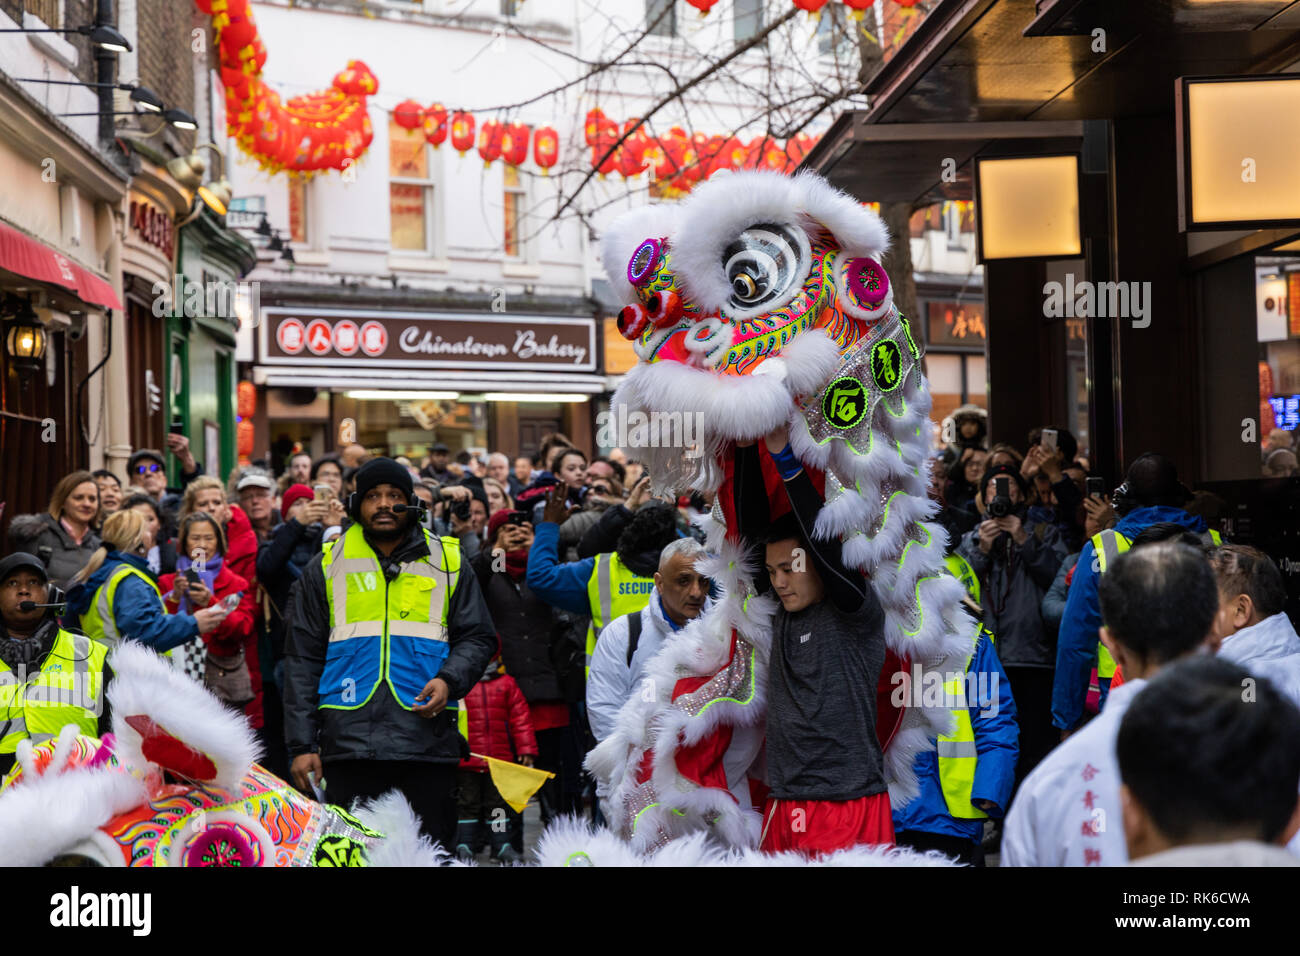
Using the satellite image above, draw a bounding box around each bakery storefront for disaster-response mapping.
[250,306,602,463]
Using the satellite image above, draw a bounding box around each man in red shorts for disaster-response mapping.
[747,426,893,855]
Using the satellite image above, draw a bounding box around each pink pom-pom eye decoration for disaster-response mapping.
[846,257,889,308]
[628,238,663,287]
[185,826,257,867]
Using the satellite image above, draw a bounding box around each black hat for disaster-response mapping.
[128,448,165,472]
[0,552,49,586]
[457,475,489,508]
[430,442,450,454]
[1124,453,1192,506]
[354,457,414,502]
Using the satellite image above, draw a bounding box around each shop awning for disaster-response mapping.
[0,218,122,311]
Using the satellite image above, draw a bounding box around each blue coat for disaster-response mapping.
[1050,506,1207,730]
[893,631,1020,842]
[64,552,199,653]
[524,522,597,616]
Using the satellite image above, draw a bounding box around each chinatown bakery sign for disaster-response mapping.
[259,309,596,371]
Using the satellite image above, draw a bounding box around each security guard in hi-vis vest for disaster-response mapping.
[0,553,112,777]
[283,458,497,847]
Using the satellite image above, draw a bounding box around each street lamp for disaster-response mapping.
[15,77,163,112]
[61,106,199,129]
[0,23,132,52]
[3,298,48,378]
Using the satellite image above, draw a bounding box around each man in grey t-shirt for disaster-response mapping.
[738,425,893,856]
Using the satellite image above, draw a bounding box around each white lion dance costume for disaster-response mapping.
[585,170,980,854]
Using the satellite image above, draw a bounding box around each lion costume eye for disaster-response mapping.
[721,223,808,319]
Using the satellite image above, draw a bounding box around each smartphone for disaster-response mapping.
[169,420,184,436]
[1086,477,1106,499]
[313,483,333,502]
[222,592,242,611]
[184,568,201,586]
[1040,428,1058,454]
[506,510,529,526]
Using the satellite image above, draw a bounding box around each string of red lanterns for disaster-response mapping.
[385,101,818,193]
[197,0,378,175]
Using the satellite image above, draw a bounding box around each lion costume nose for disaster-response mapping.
[617,302,650,340]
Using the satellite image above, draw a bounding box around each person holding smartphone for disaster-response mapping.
[159,512,256,692]
[957,464,1068,790]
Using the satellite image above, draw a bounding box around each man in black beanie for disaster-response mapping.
[283,457,497,847]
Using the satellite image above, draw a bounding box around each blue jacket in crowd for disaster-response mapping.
[64,551,199,653]
[892,631,1020,843]
[525,521,597,616]
[1050,505,1207,731]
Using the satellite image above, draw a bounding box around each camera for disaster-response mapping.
[450,498,471,522]
[567,485,590,506]
[988,476,1013,518]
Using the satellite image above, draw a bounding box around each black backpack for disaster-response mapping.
[626,610,643,668]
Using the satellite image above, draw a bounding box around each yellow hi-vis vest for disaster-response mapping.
[0,629,107,754]
[937,634,987,820]
[77,563,177,659]
[945,552,980,606]
[1091,527,1222,678]
[584,551,656,679]
[318,524,461,711]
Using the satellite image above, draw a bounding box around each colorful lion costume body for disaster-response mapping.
[587,170,980,852]
[0,642,443,867]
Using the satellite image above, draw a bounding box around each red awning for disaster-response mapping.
[0,218,122,311]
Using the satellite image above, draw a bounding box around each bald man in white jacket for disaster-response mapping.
[586,539,712,744]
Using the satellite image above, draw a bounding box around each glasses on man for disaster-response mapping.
[135,463,163,475]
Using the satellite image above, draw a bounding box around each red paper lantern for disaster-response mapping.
[478,119,504,165]
[392,99,424,130]
[792,0,830,15]
[590,117,619,177]
[533,125,558,173]
[843,0,874,20]
[685,0,718,14]
[784,133,817,167]
[450,111,476,154]
[237,380,257,419]
[249,35,267,74]
[584,108,606,148]
[761,140,789,173]
[617,137,648,178]
[236,419,255,459]
[220,2,257,59]
[501,122,531,166]
[333,60,378,97]
[423,103,448,147]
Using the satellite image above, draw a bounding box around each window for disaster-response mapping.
[734,0,764,45]
[27,0,61,28]
[504,164,526,259]
[389,118,434,252]
[288,177,309,245]
[816,5,853,57]
[646,0,676,37]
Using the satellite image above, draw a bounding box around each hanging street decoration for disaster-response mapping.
[197,0,377,176]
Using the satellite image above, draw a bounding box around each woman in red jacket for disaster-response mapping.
[456,656,538,864]
[180,477,263,728]
[160,512,257,717]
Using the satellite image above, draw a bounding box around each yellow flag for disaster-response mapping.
[474,754,556,813]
